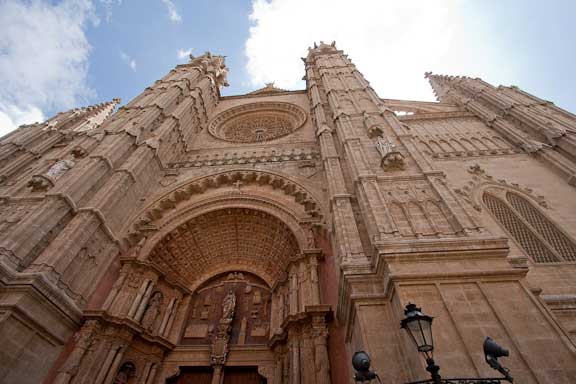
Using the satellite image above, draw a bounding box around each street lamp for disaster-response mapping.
[400,303,441,384]
[351,303,514,383]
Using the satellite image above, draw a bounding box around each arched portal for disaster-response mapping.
[73,205,331,384]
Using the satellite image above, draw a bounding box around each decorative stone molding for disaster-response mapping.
[453,164,548,211]
[147,208,300,289]
[168,147,320,169]
[208,102,307,143]
[127,169,324,242]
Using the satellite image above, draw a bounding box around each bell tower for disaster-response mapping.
[305,42,576,383]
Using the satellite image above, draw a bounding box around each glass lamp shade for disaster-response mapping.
[400,303,434,357]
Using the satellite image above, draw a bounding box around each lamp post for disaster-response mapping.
[351,303,514,383]
[400,303,441,384]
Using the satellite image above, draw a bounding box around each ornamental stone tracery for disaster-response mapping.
[148,208,300,288]
[208,102,307,143]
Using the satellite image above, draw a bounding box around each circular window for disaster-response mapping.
[208,102,307,143]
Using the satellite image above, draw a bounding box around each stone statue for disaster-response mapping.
[113,362,135,384]
[222,289,236,321]
[375,136,405,170]
[141,291,163,332]
[46,159,76,179]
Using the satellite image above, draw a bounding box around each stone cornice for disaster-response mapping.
[118,257,191,294]
[397,110,475,121]
[83,310,175,350]
[0,260,83,341]
[268,304,332,347]
[220,89,307,100]
[168,146,320,169]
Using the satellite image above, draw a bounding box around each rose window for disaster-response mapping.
[208,102,307,143]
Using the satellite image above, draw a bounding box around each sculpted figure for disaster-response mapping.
[46,159,76,179]
[113,362,135,384]
[222,289,236,321]
[141,291,163,332]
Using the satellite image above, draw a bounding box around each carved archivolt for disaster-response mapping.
[208,102,307,143]
[148,208,300,288]
[127,169,324,243]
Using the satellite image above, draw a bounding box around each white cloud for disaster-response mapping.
[245,0,501,102]
[177,48,193,60]
[160,0,182,23]
[0,104,45,136]
[120,51,137,71]
[0,0,96,136]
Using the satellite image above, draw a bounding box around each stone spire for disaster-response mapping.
[425,72,576,184]
[186,51,229,89]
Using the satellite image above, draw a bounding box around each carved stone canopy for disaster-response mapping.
[149,208,300,288]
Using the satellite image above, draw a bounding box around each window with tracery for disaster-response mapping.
[483,192,576,263]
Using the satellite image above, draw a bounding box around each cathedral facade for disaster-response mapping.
[1,43,576,384]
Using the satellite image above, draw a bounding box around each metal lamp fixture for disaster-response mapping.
[400,303,441,384]
[352,303,514,383]
[400,303,435,358]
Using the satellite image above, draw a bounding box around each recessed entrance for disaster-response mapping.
[168,366,265,384]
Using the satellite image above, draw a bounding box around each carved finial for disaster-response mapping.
[424,71,432,78]
[314,42,318,49]
[331,41,336,47]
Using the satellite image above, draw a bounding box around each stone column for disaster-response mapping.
[313,328,330,384]
[300,331,316,384]
[309,256,320,306]
[145,363,158,384]
[290,336,300,384]
[128,279,150,319]
[289,267,299,316]
[102,346,126,384]
[134,280,155,322]
[94,345,121,384]
[53,320,100,384]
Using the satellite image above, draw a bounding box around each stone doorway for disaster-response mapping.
[223,367,266,384]
[168,367,213,384]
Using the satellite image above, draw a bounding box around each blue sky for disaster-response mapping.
[0,0,575,135]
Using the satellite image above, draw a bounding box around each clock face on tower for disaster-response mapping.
[208,102,307,143]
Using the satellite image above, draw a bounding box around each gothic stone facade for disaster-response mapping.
[1,44,576,384]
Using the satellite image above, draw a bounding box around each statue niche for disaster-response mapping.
[141,291,164,332]
[182,272,271,346]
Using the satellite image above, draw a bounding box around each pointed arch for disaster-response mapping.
[471,137,488,150]
[492,136,510,149]
[428,140,444,153]
[482,193,560,263]
[449,139,466,151]
[460,138,476,151]
[418,140,433,154]
[389,203,413,237]
[425,201,453,234]
[438,139,456,152]
[506,193,576,261]
[406,202,434,235]
[481,137,498,150]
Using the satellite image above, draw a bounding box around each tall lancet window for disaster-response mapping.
[483,192,576,263]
